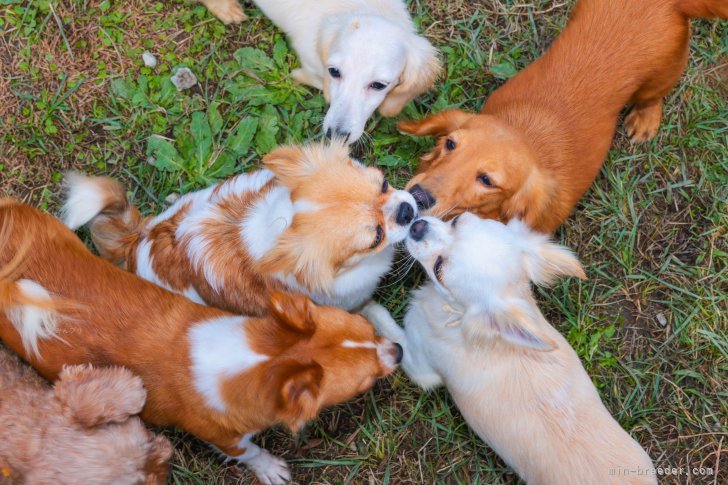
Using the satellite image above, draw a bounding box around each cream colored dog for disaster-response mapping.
[200,0,441,143]
[364,213,657,484]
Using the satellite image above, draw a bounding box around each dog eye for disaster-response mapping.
[433,255,444,282]
[445,138,456,151]
[369,81,387,91]
[381,180,389,193]
[370,225,384,248]
[328,67,341,79]
[451,215,460,227]
[478,174,493,187]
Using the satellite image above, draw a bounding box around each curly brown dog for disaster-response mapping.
[0,343,171,484]
[401,0,727,232]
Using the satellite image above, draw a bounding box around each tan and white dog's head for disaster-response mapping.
[258,140,417,293]
[319,15,441,143]
[405,213,586,350]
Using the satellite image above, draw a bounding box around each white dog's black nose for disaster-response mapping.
[409,184,436,210]
[409,219,428,241]
[396,202,415,226]
[325,127,350,141]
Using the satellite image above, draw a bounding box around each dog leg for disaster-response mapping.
[360,302,406,342]
[221,434,291,485]
[199,0,247,24]
[361,302,444,389]
[624,99,663,143]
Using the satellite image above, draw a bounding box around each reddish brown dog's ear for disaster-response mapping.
[397,109,473,137]
[277,362,323,432]
[269,291,316,334]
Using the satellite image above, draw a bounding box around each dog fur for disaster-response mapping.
[400,0,727,232]
[364,213,656,484]
[63,140,417,317]
[0,199,401,484]
[0,342,172,485]
[200,0,440,143]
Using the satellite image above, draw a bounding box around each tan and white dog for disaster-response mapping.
[63,140,417,317]
[364,213,656,484]
[200,0,441,143]
[0,200,401,484]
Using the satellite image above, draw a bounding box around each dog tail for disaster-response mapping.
[0,205,63,358]
[62,172,145,269]
[677,0,728,18]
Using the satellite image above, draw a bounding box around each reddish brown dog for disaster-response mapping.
[0,200,401,484]
[402,0,727,232]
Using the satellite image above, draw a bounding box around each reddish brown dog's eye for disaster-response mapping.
[370,225,384,248]
[445,138,456,151]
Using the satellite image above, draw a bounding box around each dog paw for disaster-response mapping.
[624,101,662,143]
[205,0,247,24]
[246,451,290,485]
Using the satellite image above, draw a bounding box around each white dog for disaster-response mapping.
[200,0,441,143]
[364,213,657,484]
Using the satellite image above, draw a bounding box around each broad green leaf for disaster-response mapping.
[490,60,518,79]
[191,111,213,168]
[273,39,288,68]
[226,117,258,156]
[147,135,184,172]
[255,106,279,155]
[233,47,276,73]
[208,102,223,135]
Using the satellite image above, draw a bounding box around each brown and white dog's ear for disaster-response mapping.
[463,301,556,352]
[506,220,587,285]
[262,145,309,185]
[397,109,473,137]
[276,361,324,432]
[268,291,316,335]
[378,34,442,117]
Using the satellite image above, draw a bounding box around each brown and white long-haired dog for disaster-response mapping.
[63,140,417,316]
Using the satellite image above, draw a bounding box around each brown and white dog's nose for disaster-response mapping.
[409,219,428,241]
[396,202,415,226]
[409,184,436,211]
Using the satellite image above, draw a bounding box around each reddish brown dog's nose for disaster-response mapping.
[409,184,436,210]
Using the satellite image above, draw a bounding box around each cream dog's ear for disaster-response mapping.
[378,34,441,117]
[462,300,556,352]
[506,219,587,285]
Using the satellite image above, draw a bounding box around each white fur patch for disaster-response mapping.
[188,316,269,412]
[61,173,106,229]
[342,340,377,349]
[240,185,295,261]
[6,280,59,358]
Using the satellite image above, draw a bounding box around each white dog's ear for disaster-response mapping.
[463,301,556,352]
[507,220,587,285]
[378,34,441,117]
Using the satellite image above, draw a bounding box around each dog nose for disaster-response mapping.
[393,343,403,364]
[409,184,436,210]
[396,202,415,226]
[409,219,428,241]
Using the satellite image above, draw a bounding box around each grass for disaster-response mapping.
[1,0,726,483]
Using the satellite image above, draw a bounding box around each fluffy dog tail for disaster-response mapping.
[62,173,144,269]
[0,204,62,358]
[677,0,728,18]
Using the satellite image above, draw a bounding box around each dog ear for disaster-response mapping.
[506,220,587,285]
[500,164,561,232]
[257,222,337,294]
[268,291,316,335]
[277,361,324,432]
[398,109,473,137]
[463,300,556,352]
[55,364,147,427]
[262,145,310,185]
[378,34,441,117]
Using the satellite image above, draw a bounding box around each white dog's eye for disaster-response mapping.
[451,214,460,227]
[328,67,341,79]
[369,81,387,91]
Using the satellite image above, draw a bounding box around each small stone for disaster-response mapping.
[170,67,197,91]
[656,313,667,327]
[165,193,180,205]
[142,52,157,68]
[146,156,156,166]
